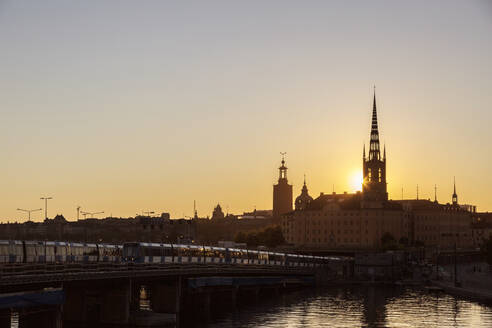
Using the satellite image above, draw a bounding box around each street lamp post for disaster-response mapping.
[16,208,42,221]
[40,197,53,220]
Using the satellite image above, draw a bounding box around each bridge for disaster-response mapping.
[0,260,352,327]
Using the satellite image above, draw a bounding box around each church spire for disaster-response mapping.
[362,87,387,202]
[369,86,381,161]
[452,177,458,205]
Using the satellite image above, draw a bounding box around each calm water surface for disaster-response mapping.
[186,286,492,328]
[13,286,492,328]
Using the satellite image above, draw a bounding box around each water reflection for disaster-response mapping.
[186,286,492,328]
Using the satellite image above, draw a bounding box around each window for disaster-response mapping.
[378,168,382,182]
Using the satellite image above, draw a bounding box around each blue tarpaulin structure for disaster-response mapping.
[0,289,65,309]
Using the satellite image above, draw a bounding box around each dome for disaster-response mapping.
[295,182,313,210]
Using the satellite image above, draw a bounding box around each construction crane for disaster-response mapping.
[17,208,42,221]
[80,210,104,219]
[142,211,155,217]
[77,206,81,221]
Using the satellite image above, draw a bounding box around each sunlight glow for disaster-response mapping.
[350,171,363,192]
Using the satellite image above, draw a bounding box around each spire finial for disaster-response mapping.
[280,152,286,165]
[303,174,306,185]
[368,87,381,161]
[434,184,437,203]
[363,144,366,160]
[373,85,376,108]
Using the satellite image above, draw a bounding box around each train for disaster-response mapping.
[0,240,341,267]
[0,240,122,264]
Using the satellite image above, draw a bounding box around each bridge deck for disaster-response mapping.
[0,263,317,290]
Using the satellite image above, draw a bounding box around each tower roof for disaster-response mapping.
[368,87,381,161]
[278,152,288,182]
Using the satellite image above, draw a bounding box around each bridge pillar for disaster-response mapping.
[99,282,131,325]
[64,280,132,326]
[63,285,86,322]
[18,306,62,328]
[0,309,10,328]
[150,277,182,314]
[183,291,210,322]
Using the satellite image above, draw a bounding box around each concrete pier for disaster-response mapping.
[150,278,182,315]
[64,280,134,326]
[18,306,62,328]
[0,309,10,328]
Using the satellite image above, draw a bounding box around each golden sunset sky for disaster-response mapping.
[1,1,491,221]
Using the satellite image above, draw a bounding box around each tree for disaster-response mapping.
[234,231,247,244]
[259,226,285,248]
[246,232,259,247]
[236,225,285,248]
[399,237,409,246]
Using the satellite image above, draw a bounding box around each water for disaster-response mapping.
[10,286,492,327]
[185,286,492,328]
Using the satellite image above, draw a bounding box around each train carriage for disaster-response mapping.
[186,245,204,263]
[122,242,174,264]
[227,248,247,264]
[24,241,46,263]
[69,242,99,263]
[0,240,23,264]
[269,252,285,266]
[45,241,56,263]
[54,242,69,263]
[98,243,123,262]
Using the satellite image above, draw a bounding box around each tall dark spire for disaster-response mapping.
[369,87,381,161]
[452,177,458,205]
[362,87,388,202]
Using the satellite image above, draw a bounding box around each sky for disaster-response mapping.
[1,1,491,221]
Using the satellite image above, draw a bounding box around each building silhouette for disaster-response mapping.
[282,91,476,250]
[295,176,313,210]
[272,155,293,217]
[211,204,225,220]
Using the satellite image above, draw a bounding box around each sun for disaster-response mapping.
[350,171,363,192]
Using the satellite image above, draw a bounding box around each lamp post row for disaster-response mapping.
[17,196,53,221]
[17,197,155,221]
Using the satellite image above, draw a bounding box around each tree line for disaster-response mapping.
[234,226,285,248]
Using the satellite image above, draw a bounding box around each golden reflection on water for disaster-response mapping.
[196,287,492,328]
